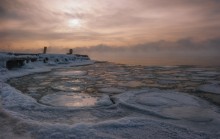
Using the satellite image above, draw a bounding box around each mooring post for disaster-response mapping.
[67,49,73,55]
[69,49,73,54]
[43,47,47,54]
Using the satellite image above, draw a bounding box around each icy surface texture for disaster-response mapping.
[198,84,220,94]
[116,89,220,123]
[40,93,98,107]
[1,62,220,138]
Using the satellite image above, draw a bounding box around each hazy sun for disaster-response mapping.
[68,19,81,28]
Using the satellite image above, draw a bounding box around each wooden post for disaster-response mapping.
[67,49,73,55]
[69,49,73,54]
[43,47,47,54]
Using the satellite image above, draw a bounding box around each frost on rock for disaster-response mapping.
[198,84,220,94]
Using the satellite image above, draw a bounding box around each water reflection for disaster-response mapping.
[7,62,220,106]
[40,93,98,107]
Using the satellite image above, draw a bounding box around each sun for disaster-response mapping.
[68,19,81,28]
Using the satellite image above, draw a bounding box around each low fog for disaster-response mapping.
[73,38,220,66]
[0,38,219,66]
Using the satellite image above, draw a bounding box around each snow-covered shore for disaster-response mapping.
[0,60,94,82]
[1,59,220,139]
[0,54,95,138]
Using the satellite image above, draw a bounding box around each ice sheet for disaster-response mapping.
[198,84,220,94]
[98,87,125,94]
[1,61,220,138]
[116,89,220,123]
[54,70,88,76]
[40,93,98,107]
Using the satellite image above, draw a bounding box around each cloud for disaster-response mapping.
[0,0,220,66]
[0,0,220,44]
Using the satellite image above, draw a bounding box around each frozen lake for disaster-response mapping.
[8,62,220,107]
[2,62,220,138]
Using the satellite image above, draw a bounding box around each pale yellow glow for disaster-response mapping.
[68,19,82,28]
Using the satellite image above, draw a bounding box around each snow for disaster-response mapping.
[27,117,216,139]
[116,89,220,123]
[0,54,94,108]
[1,57,220,138]
[0,60,94,82]
[198,84,220,94]
[91,118,213,139]
[1,83,39,109]
[162,106,214,122]
[1,116,214,139]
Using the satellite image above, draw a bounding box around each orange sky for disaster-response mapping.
[0,0,220,52]
[0,0,220,65]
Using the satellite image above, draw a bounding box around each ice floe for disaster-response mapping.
[51,81,85,92]
[198,84,220,94]
[98,87,125,94]
[1,61,220,138]
[158,80,179,85]
[116,89,220,123]
[196,71,220,77]
[54,70,87,76]
[118,81,145,88]
[40,93,98,107]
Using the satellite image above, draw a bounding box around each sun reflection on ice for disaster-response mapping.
[40,93,98,107]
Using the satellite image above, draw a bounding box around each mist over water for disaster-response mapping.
[73,39,220,66]
[87,52,219,66]
[1,38,220,66]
